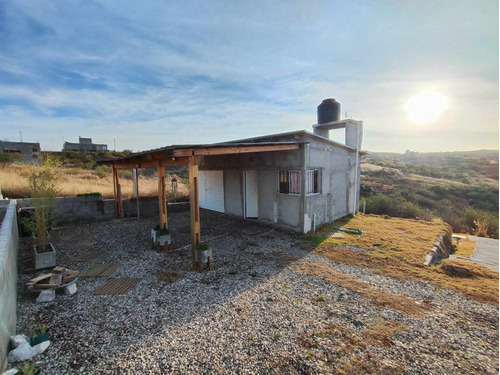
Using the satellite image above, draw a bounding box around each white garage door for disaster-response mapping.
[198,170,225,213]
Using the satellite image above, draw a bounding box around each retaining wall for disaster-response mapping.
[0,200,19,371]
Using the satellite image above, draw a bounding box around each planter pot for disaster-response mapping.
[158,234,171,247]
[30,328,50,346]
[196,248,212,263]
[151,228,157,245]
[15,370,41,375]
[34,243,56,270]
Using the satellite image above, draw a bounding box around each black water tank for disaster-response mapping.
[317,99,340,124]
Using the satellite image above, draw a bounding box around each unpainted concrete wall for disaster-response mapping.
[304,138,359,232]
[0,200,19,371]
[200,146,306,232]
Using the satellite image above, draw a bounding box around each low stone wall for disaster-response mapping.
[0,200,19,371]
[15,196,189,226]
[424,225,454,266]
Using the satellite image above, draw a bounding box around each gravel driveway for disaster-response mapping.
[13,210,499,374]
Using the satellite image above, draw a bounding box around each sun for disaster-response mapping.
[406,91,447,124]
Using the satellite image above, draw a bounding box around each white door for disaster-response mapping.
[198,170,225,213]
[244,170,258,218]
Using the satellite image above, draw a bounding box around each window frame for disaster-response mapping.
[278,170,302,196]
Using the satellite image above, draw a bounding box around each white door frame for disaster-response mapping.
[243,170,258,218]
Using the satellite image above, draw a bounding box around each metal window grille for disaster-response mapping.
[306,169,320,195]
[279,170,301,194]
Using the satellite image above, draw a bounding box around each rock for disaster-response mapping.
[33,340,51,355]
[2,369,20,375]
[64,283,77,295]
[36,289,56,303]
[7,342,35,363]
[10,334,29,348]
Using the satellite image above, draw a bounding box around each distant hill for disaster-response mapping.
[360,150,499,237]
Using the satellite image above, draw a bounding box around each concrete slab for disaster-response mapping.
[469,236,499,272]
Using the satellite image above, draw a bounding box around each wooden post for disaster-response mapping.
[189,156,201,267]
[112,166,124,219]
[157,162,169,251]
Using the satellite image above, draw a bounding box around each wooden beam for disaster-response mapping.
[189,156,201,267]
[112,166,124,219]
[172,144,299,157]
[112,156,190,170]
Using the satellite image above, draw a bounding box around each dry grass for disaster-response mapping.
[294,260,432,318]
[453,235,477,258]
[0,164,189,200]
[307,214,498,305]
[298,318,406,374]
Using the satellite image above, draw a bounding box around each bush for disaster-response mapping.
[362,193,424,219]
[76,192,102,197]
[463,207,499,238]
[94,165,112,178]
[119,170,133,180]
[0,153,22,164]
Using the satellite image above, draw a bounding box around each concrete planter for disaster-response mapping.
[151,228,157,244]
[32,232,51,246]
[196,248,212,263]
[34,243,56,270]
[158,234,171,247]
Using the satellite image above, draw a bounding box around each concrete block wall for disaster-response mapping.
[0,200,19,371]
[15,196,188,226]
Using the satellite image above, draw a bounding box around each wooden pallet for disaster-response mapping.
[79,263,119,277]
[94,278,140,295]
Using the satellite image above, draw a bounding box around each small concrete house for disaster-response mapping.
[197,99,363,232]
[0,141,41,165]
[63,137,108,152]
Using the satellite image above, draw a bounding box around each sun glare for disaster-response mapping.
[406,91,447,124]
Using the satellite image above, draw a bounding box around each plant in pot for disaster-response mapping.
[196,242,212,264]
[29,324,50,346]
[16,361,41,375]
[156,226,171,247]
[27,158,60,270]
[151,224,161,247]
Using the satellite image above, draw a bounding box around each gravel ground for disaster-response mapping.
[11,209,499,374]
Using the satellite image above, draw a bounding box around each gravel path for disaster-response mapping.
[12,210,499,374]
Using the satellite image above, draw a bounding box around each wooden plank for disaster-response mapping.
[27,273,52,285]
[189,156,201,267]
[34,283,60,289]
[172,144,299,157]
[93,278,140,295]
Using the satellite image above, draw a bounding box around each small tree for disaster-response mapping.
[27,157,61,251]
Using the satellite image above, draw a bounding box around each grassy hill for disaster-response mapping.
[360,150,499,238]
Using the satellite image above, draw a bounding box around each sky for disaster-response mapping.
[0,0,498,153]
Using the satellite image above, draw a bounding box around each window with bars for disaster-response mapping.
[306,169,320,195]
[278,170,301,195]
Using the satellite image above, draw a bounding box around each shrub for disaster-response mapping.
[362,193,424,219]
[119,170,133,180]
[76,192,102,197]
[0,153,22,164]
[463,207,499,238]
[94,165,112,178]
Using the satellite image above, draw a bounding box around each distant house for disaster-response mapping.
[63,137,108,152]
[0,141,41,165]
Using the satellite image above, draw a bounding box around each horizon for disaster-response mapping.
[0,1,498,153]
